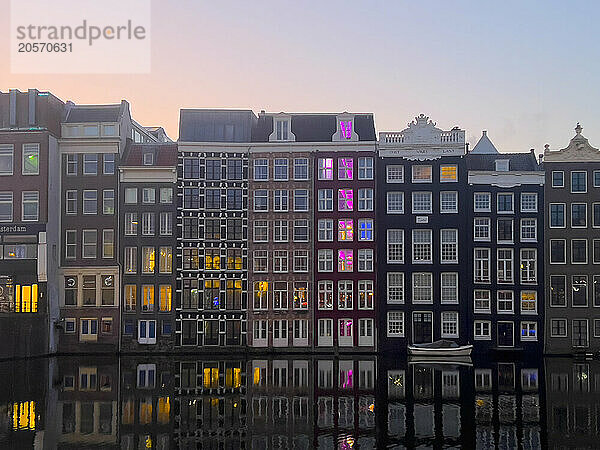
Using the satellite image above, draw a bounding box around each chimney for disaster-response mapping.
[28,89,38,126]
[8,89,17,127]
[538,154,543,165]
[482,130,487,136]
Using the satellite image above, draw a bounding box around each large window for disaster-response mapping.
[549,204,565,227]
[205,160,221,180]
[497,219,513,243]
[571,171,587,193]
[441,312,459,338]
[160,212,172,236]
[273,250,288,273]
[550,240,566,264]
[474,290,490,313]
[357,249,373,272]
[124,247,137,273]
[82,230,97,258]
[412,273,433,303]
[82,190,97,215]
[571,204,587,228]
[440,191,458,213]
[387,192,404,214]
[253,190,268,211]
[387,273,404,304]
[0,192,12,221]
[497,193,514,213]
[358,157,373,180]
[338,158,353,180]
[338,281,353,309]
[318,189,333,211]
[83,154,97,175]
[412,229,432,263]
[273,189,288,212]
[22,144,40,175]
[571,239,587,264]
[102,229,114,258]
[520,249,537,283]
[386,165,404,183]
[318,281,333,310]
[183,188,199,208]
[294,219,309,242]
[21,191,39,221]
[412,192,432,214]
[294,189,308,211]
[387,229,404,263]
[159,247,172,273]
[497,291,513,313]
[318,249,334,272]
[552,171,564,188]
[572,275,587,306]
[497,249,513,283]
[358,219,373,241]
[412,165,432,183]
[318,158,334,180]
[387,312,404,337]
[358,188,374,211]
[594,203,600,228]
[474,218,490,241]
[102,190,114,215]
[274,220,288,242]
[0,145,14,175]
[520,193,537,212]
[440,229,458,263]
[474,193,491,212]
[142,247,155,273]
[474,248,490,283]
[294,158,309,180]
[254,159,268,180]
[520,218,537,241]
[441,273,458,303]
[318,219,333,241]
[141,213,155,236]
[338,219,353,241]
[549,275,566,306]
[338,250,353,272]
[274,158,289,180]
[520,291,537,314]
[338,189,353,211]
[205,189,221,209]
[440,165,457,182]
[358,280,374,309]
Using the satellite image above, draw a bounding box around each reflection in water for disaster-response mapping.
[2,354,600,448]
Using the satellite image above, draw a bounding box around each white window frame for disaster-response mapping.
[441,312,459,338]
[387,272,404,304]
[387,312,404,337]
[386,192,404,214]
[386,165,404,183]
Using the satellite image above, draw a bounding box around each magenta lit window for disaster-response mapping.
[338,219,354,241]
[338,189,353,211]
[318,158,334,180]
[340,367,354,388]
[338,249,353,272]
[338,158,353,180]
[340,120,353,139]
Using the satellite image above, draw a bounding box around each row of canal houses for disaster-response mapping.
[1,88,599,358]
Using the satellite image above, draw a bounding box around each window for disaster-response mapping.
[65,230,76,259]
[551,319,567,337]
[338,158,353,180]
[572,275,588,306]
[0,192,12,221]
[82,190,97,215]
[102,230,114,258]
[572,240,587,264]
[318,249,334,272]
[273,189,288,211]
[358,319,374,346]
[552,171,564,187]
[338,281,353,309]
[520,193,537,212]
[440,229,458,263]
[66,154,77,175]
[387,273,404,304]
[412,192,432,214]
[142,247,155,273]
[205,160,221,180]
[80,319,98,341]
[124,247,137,273]
[521,291,537,314]
[82,230,97,258]
[203,188,219,209]
[549,275,566,306]
[497,291,514,313]
[497,193,514,213]
[412,273,432,303]
[65,190,77,215]
[358,157,373,179]
[550,240,566,264]
[358,280,374,309]
[253,282,268,310]
[338,219,353,241]
[571,204,587,228]
[0,145,14,176]
[159,247,172,273]
[141,188,155,204]
[440,191,458,213]
[318,189,333,211]
[20,191,38,221]
[412,165,432,183]
[474,321,491,340]
[273,281,288,310]
[595,239,600,264]
[204,248,221,270]
[357,249,374,272]
[159,187,173,204]
[386,165,404,183]
[141,213,155,235]
[387,192,404,214]
[275,119,290,140]
[521,218,537,241]
[294,189,308,211]
[318,158,334,180]
[497,249,513,283]
[183,158,200,179]
[387,312,404,337]
[594,203,600,227]
[160,212,172,236]
[103,154,115,174]
[520,322,537,341]
[571,171,587,193]
[338,250,353,272]
[253,159,268,180]
[440,165,458,182]
[253,250,267,272]
[22,144,40,175]
[441,273,458,303]
[318,281,333,310]
[252,220,268,242]
[474,218,490,241]
[318,219,333,241]
[338,189,353,211]
[474,248,490,282]
[441,312,459,338]
[274,158,288,180]
[102,190,114,215]
[274,219,288,242]
[520,249,537,283]
[594,275,600,306]
[358,219,373,241]
[474,193,491,212]
[550,204,565,227]
[125,188,137,204]
[358,188,373,211]
[124,285,136,311]
[82,275,96,305]
[83,154,97,175]
[594,170,600,187]
[387,229,404,263]
[412,229,432,263]
[138,321,157,344]
[274,250,288,273]
[253,190,268,211]
[294,158,309,180]
[293,250,309,272]
[474,290,491,313]
[497,219,513,243]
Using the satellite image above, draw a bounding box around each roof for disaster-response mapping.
[179,109,256,142]
[121,142,178,166]
[252,113,376,142]
[470,130,499,154]
[466,150,541,171]
[64,101,126,123]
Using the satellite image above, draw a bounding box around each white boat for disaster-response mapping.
[408,339,473,357]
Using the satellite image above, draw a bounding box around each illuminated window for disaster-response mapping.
[293,282,308,309]
[142,247,155,273]
[157,397,170,424]
[318,158,334,180]
[22,144,40,175]
[338,219,353,241]
[520,322,537,341]
[338,189,353,211]
[440,165,458,182]
[412,165,432,183]
[139,398,153,424]
[204,280,220,309]
[339,120,353,139]
[358,219,373,241]
[204,249,220,270]
[157,247,172,274]
[124,285,136,311]
[358,280,374,309]
[14,284,38,313]
[142,285,154,311]
[338,280,353,309]
[254,281,269,310]
[338,158,353,180]
[101,317,113,334]
[159,285,172,311]
[338,249,353,272]
[520,249,537,283]
[520,291,537,313]
[318,281,333,310]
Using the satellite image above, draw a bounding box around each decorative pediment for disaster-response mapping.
[401,114,443,144]
[544,123,600,162]
[379,114,465,148]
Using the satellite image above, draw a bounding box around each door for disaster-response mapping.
[573,319,589,348]
[497,322,514,347]
[413,312,433,344]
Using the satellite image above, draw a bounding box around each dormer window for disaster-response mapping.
[276,120,289,141]
[269,116,294,142]
[495,160,509,171]
[333,114,358,141]
[143,152,154,166]
[339,120,353,139]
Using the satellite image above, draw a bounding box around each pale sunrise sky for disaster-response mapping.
[1,0,599,151]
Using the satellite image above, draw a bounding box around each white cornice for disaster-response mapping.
[120,167,177,183]
[468,171,545,187]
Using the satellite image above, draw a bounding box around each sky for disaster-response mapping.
[1,0,599,152]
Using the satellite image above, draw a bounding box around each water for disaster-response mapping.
[0,354,595,449]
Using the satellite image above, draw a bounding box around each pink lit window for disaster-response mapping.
[340,366,353,388]
[338,189,353,211]
[339,319,353,336]
[338,280,353,309]
[338,219,354,241]
[318,158,334,180]
[338,158,353,180]
[340,120,353,140]
[338,249,353,272]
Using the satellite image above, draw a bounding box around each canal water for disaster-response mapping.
[0,354,592,448]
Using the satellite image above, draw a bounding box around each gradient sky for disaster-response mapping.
[1,0,599,151]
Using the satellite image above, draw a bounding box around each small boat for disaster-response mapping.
[408,339,473,357]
